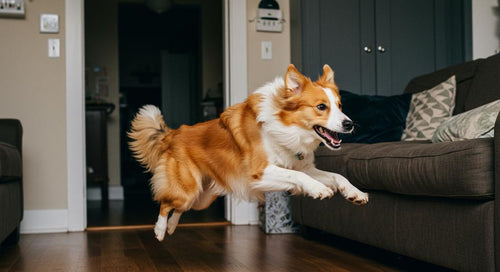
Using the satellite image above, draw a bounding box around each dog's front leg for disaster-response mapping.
[252,165,334,199]
[302,167,369,205]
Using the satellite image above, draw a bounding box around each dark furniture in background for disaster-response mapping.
[0,119,23,247]
[293,0,471,95]
[86,103,114,207]
[292,54,500,271]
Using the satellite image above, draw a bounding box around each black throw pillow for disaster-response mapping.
[339,90,412,143]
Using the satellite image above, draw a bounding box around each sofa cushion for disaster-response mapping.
[401,76,456,141]
[315,139,494,199]
[404,58,480,115]
[348,139,494,199]
[432,99,500,142]
[0,142,22,182]
[464,53,500,111]
[315,144,366,177]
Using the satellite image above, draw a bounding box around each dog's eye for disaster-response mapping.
[316,104,328,111]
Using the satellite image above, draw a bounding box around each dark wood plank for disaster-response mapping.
[0,226,453,272]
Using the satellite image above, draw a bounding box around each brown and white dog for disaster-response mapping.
[129,64,368,241]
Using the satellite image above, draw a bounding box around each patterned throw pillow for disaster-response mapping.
[401,76,456,141]
[432,99,500,142]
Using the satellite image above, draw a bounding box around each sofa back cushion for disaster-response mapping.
[404,54,500,115]
[465,53,500,111]
[404,59,479,115]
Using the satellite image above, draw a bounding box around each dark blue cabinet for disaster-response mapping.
[293,0,471,95]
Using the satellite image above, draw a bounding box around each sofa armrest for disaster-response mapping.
[0,119,22,153]
[494,112,500,271]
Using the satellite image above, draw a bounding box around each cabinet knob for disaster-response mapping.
[377,46,386,53]
[363,46,372,53]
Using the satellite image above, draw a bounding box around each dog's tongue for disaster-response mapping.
[325,131,341,146]
[317,126,341,147]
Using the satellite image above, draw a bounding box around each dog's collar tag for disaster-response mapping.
[296,152,304,160]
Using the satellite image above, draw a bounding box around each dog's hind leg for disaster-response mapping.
[155,202,173,241]
[191,187,218,211]
[167,210,183,235]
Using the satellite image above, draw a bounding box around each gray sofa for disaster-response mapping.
[0,119,23,247]
[291,53,500,271]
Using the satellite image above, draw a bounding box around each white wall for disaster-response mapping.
[472,0,500,59]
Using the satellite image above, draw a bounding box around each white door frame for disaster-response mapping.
[66,0,86,231]
[66,0,256,231]
[223,0,259,225]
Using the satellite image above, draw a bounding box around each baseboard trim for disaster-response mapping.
[21,209,69,234]
[87,185,124,201]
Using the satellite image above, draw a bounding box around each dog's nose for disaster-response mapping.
[342,119,353,131]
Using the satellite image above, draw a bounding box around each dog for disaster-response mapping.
[129,64,369,241]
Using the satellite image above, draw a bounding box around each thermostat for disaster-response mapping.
[40,14,59,33]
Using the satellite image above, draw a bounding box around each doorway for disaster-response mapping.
[84,0,225,227]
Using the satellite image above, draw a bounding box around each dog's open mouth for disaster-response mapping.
[313,125,342,149]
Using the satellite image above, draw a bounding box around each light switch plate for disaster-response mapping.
[48,38,60,58]
[261,41,272,60]
[40,14,59,33]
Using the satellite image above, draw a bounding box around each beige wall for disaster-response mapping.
[85,0,121,187]
[0,0,67,210]
[0,0,290,215]
[247,0,291,94]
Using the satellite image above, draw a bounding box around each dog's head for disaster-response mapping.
[276,64,353,150]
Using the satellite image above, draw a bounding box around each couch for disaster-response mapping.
[0,119,23,247]
[291,53,500,271]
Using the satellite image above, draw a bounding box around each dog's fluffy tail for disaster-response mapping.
[128,105,169,172]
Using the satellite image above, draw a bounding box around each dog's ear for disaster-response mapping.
[320,64,335,84]
[285,64,305,95]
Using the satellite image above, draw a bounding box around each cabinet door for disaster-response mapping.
[375,0,437,95]
[375,0,469,95]
[296,0,470,96]
[300,0,377,95]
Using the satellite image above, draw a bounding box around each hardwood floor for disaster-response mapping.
[0,226,452,272]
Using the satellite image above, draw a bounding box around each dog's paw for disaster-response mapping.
[154,215,167,241]
[306,183,334,200]
[343,188,369,205]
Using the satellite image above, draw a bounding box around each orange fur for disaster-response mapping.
[129,95,269,210]
[129,64,368,240]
